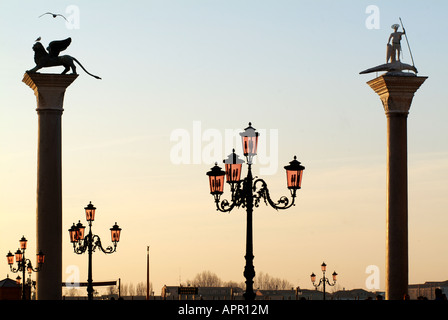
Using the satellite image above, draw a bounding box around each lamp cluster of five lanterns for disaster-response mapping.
[68,201,122,300]
[206,123,305,301]
[6,236,45,300]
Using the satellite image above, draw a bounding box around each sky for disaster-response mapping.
[0,0,447,296]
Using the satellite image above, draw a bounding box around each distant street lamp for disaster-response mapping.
[310,262,338,300]
[206,122,305,301]
[68,201,122,300]
[6,236,45,300]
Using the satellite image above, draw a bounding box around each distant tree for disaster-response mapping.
[128,282,136,296]
[223,280,244,288]
[119,281,154,297]
[121,283,129,296]
[137,281,154,296]
[185,270,293,290]
[189,270,223,287]
[136,282,146,296]
[254,271,294,290]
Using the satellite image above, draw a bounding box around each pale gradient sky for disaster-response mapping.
[0,0,447,295]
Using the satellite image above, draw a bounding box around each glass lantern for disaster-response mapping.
[239,123,259,163]
[223,149,244,184]
[85,201,96,222]
[284,156,305,191]
[206,163,226,200]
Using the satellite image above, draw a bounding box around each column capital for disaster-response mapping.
[367,75,427,116]
[22,73,78,112]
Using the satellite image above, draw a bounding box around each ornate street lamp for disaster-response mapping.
[310,262,338,300]
[6,236,45,300]
[68,201,121,300]
[206,122,305,301]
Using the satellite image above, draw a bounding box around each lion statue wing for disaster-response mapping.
[47,37,72,57]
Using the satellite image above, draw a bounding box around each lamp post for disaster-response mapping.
[6,236,45,300]
[206,122,305,301]
[68,201,122,300]
[310,262,338,300]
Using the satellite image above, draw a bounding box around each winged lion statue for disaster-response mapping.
[27,38,101,79]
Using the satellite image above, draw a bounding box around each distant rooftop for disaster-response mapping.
[0,277,20,288]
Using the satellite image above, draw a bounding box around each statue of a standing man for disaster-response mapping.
[387,24,405,63]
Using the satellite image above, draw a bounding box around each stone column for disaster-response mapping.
[22,73,78,300]
[367,74,427,300]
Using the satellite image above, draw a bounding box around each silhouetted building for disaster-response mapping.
[0,276,30,300]
[408,281,448,300]
[332,288,379,300]
[255,289,294,300]
[161,285,374,300]
[162,285,244,300]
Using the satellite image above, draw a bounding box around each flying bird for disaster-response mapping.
[38,12,68,22]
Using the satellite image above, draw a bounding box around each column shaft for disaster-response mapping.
[386,113,408,300]
[36,109,63,300]
[23,73,77,300]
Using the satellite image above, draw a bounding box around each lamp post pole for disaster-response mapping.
[6,236,45,300]
[310,262,338,300]
[147,245,150,300]
[206,123,305,301]
[243,163,255,300]
[68,202,122,300]
[87,219,94,299]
